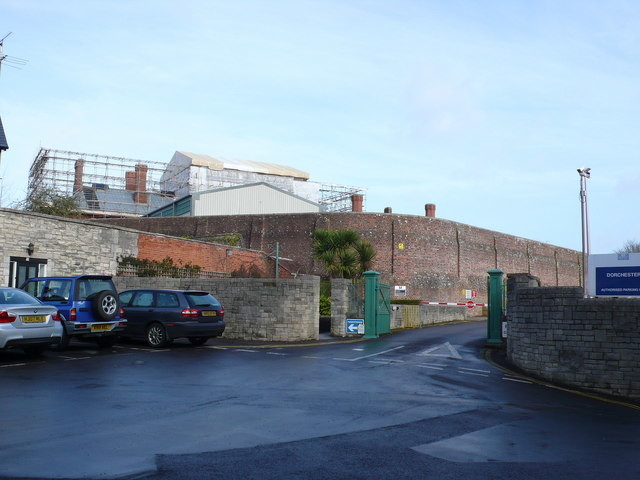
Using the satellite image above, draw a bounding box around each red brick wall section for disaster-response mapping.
[99,213,580,301]
[136,234,292,278]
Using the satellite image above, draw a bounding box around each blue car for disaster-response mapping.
[20,275,126,348]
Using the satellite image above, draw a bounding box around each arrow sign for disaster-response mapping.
[346,319,364,334]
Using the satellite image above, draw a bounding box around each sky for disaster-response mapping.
[1,0,640,253]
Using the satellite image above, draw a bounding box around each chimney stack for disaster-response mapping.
[73,159,85,193]
[133,164,148,204]
[384,207,392,214]
[425,203,436,218]
[351,194,364,212]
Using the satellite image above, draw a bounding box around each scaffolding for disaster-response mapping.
[319,183,366,212]
[28,148,366,216]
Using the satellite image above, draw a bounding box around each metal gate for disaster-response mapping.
[376,282,391,335]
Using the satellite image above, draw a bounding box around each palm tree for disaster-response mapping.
[312,229,376,279]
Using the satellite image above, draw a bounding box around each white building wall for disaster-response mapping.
[192,184,319,216]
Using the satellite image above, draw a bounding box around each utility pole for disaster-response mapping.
[578,167,591,297]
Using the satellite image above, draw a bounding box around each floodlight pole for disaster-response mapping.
[578,168,591,297]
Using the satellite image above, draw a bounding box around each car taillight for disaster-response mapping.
[181,308,199,318]
[0,311,16,323]
[219,307,224,316]
[119,307,125,319]
[70,308,77,321]
[51,312,63,322]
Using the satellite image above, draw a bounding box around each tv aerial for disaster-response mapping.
[0,32,28,77]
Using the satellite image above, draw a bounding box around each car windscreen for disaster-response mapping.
[1,289,42,305]
[184,292,219,308]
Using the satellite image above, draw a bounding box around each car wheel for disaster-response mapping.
[92,290,119,321]
[96,336,117,348]
[188,337,210,346]
[146,323,168,348]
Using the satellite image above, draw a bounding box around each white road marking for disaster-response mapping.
[266,352,287,356]
[416,342,462,360]
[0,363,27,368]
[458,367,490,374]
[458,370,489,377]
[416,364,444,370]
[334,345,405,362]
[234,349,259,353]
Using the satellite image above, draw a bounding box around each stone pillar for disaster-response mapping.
[331,278,351,337]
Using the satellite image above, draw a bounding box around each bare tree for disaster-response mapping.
[615,240,640,253]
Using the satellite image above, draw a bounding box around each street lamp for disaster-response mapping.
[578,167,591,297]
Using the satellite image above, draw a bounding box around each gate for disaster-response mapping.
[363,270,391,338]
[376,282,391,335]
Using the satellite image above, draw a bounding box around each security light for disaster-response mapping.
[577,167,591,178]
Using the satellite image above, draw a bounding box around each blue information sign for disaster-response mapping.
[595,266,640,296]
[346,319,364,334]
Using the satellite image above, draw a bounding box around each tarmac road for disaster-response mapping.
[1,320,639,480]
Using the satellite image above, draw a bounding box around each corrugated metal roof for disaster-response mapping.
[76,187,172,215]
[0,116,8,150]
[177,151,310,180]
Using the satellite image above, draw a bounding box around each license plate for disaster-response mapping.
[202,311,217,317]
[22,315,46,324]
[91,324,112,332]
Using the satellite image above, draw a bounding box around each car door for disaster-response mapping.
[123,291,155,337]
[40,279,73,322]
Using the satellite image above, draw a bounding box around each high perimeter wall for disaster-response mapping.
[98,212,581,303]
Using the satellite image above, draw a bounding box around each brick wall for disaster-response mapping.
[114,276,320,341]
[98,212,581,303]
[137,234,281,277]
[506,274,640,399]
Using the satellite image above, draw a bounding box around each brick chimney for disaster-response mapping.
[133,164,148,204]
[73,159,85,193]
[425,203,436,218]
[351,194,364,212]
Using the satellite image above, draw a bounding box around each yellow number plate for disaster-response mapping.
[202,311,217,317]
[22,315,46,324]
[91,324,112,332]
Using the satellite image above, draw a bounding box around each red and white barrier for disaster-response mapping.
[420,301,487,309]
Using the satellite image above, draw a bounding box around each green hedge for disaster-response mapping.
[390,299,421,305]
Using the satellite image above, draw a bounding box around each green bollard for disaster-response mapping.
[363,270,380,339]
[486,269,504,346]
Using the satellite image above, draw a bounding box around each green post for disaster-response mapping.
[487,269,504,346]
[363,270,379,339]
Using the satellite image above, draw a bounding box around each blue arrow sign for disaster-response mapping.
[346,319,364,334]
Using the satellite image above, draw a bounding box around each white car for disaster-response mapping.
[0,287,63,355]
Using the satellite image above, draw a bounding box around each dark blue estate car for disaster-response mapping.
[20,275,126,349]
[118,289,225,347]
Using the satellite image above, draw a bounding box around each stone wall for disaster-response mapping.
[0,208,282,287]
[97,212,581,305]
[506,273,640,399]
[114,276,320,342]
[0,208,139,282]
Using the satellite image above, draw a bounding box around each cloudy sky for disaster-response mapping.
[2,0,639,253]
